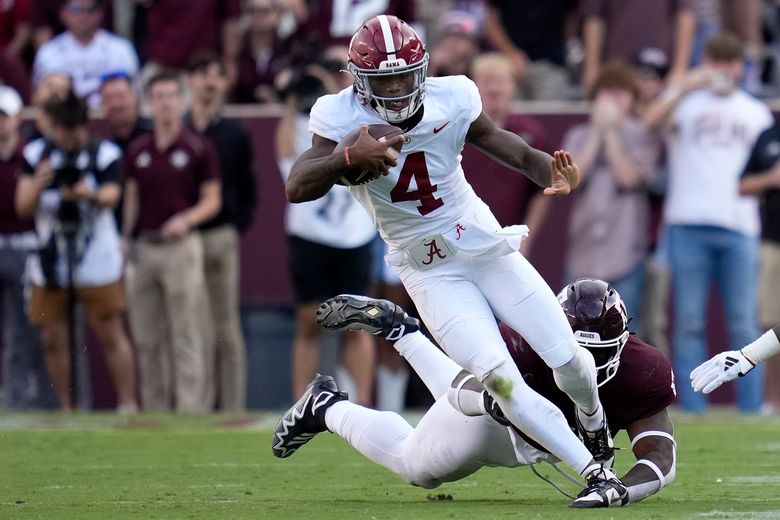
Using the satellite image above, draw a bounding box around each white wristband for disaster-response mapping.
[742,330,780,366]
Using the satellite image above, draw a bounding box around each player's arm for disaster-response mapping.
[643,67,712,129]
[466,111,579,196]
[286,128,402,203]
[622,409,676,504]
[691,327,780,393]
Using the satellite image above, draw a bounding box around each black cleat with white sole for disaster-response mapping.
[271,374,347,458]
[316,294,419,341]
[576,411,615,469]
[570,466,629,508]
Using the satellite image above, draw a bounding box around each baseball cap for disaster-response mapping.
[632,47,670,79]
[0,85,22,117]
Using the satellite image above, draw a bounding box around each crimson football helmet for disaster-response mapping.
[347,15,428,123]
[557,278,630,387]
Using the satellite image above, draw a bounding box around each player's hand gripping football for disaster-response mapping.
[690,350,757,394]
[347,125,405,178]
[544,150,580,196]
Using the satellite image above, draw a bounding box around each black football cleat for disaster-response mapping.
[576,411,615,469]
[316,294,419,341]
[570,466,628,508]
[271,374,348,458]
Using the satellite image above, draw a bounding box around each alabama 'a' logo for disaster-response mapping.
[422,239,447,265]
[455,224,465,240]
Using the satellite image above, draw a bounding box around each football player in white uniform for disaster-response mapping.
[284,15,621,502]
[273,282,677,508]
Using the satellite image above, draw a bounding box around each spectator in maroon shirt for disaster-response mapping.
[99,73,150,152]
[0,50,31,104]
[462,52,552,256]
[0,0,31,57]
[143,0,241,78]
[233,0,287,103]
[0,85,56,410]
[123,70,221,412]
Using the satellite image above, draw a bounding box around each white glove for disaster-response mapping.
[690,350,756,394]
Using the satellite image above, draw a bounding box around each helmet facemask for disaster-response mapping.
[348,55,429,123]
[574,329,630,387]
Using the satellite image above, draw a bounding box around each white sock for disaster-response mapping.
[485,363,594,474]
[324,400,413,478]
[394,332,462,398]
[552,348,605,431]
[376,365,409,412]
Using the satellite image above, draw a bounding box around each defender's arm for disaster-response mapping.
[622,410,676,503]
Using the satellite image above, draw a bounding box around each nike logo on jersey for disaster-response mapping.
[433,121,450,134]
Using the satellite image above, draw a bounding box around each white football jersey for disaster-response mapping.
[309,76,484,250]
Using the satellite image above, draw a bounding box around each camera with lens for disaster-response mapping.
[279,70,328,114]
[54,154,84,188]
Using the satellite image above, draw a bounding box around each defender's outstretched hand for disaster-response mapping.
[544,150,580,196]
[690,350,756,394]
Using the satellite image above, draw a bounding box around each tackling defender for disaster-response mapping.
[285,14,619,499]
[272,279,676,508]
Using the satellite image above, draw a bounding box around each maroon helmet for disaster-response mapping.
[557,278,630,386]
[347,15,428,122]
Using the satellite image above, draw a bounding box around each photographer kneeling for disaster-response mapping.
[15,91,139,412]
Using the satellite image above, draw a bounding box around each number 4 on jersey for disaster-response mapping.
[390,152,444,216]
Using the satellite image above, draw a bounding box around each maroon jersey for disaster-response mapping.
[124,127,220,233]
[146,0,241,68]
[500,323,675,449]
[461,115,548,227]
[0,144,34,235]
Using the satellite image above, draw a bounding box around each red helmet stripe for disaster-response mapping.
[376,14,397,61]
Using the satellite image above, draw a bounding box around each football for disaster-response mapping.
[334,124,404,186]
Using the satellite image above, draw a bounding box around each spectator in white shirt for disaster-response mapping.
[32,0,138,108]
[645,32,772,413]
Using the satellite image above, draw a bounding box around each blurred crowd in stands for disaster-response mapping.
[2,0,780,415]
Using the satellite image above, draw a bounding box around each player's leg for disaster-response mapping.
[316,294,462,398]
[275,373,522,489]
[476,253,611,460]
[398,266,597,475]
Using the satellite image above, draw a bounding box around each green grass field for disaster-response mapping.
[2,411,780,519]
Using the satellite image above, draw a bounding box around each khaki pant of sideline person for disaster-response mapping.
[200,225,247,411]
[126,233,207,412]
